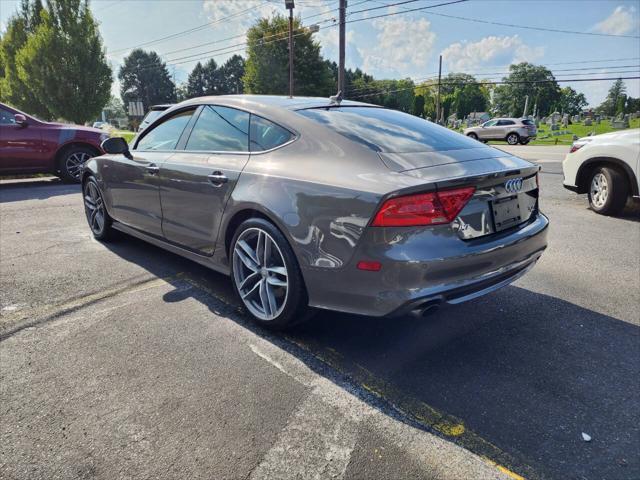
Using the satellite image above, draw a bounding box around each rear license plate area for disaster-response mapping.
[492,195,522,231]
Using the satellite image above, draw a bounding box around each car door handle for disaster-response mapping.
[208,172,228,186]
[146,164,159,175]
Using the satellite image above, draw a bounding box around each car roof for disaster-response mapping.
[177,95,376,111]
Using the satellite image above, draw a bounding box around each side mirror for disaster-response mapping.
[101,137,132,159]
[14,114,27,127]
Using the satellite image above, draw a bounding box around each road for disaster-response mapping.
[1,149,638,480]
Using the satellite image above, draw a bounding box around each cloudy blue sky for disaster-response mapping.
[1,0,639,106]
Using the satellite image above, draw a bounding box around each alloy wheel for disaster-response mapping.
[84,181,106,235]
[590,172,609,209]
[232,228,289,321]
[507,134,518,145]
[66,152,91,180]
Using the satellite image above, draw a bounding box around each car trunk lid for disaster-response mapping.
[379,148,540,240]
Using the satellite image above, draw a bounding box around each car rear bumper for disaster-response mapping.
[303,213,549,317]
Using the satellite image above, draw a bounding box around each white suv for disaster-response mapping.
[563,129,640,215]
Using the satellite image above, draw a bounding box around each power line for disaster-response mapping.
[346,64,640,95]
[107,2,273,57]
[118,0,373,74]
[370,0,640,38]
[156,0,370,59]
[155,0,468,69]
[349,76,640,100]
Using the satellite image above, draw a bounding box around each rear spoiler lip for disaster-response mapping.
[382,163,540,201]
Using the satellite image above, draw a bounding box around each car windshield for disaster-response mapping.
[296,107,481,153]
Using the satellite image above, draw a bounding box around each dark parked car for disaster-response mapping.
[0,102,107,182]
[84,95,548,329]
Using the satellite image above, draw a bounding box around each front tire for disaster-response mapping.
[588,166,628,215]
[506,132,520,145]
[59,146,96,183]
[230,218,309,329]
[83,176,115,241]
[466,133,478,141]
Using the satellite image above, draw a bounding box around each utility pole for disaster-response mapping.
[338,0,346,94]
[285,1,295,97]
[436,55,442,124]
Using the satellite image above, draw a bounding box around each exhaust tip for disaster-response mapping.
[410,300,442,318]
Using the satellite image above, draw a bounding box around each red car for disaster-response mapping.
[0,102,107,182]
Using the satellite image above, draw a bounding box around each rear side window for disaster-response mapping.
[136,110,194,151]
[185,106,249,152]
[521,119,534,126]
[250,115,292,152]
[297,107,480,153]
[498,120,515,126]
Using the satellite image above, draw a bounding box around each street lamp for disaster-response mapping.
[285,1,295,97]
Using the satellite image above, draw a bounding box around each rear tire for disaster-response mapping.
[588,166,628,215]
[83,176,115,241]
[519,138,530,145]
[59,146,97,183]
[230,218,310,330]
[506,133,520,145]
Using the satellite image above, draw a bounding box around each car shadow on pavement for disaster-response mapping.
[0,177,79,203]
[104,235,639,480]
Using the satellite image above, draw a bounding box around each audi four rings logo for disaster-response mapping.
[505,177,524,193]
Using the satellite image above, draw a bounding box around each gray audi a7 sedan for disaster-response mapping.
[84,95,548,329]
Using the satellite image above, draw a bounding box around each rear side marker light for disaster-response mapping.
[569,143,586,153]
[357,261,382,271]
[371,187,476,227]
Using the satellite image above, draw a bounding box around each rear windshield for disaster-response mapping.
[296,107,480,153]
[522,119,534,126]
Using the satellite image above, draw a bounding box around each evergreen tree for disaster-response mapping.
[186,62,207,98]
[119,49,176,111]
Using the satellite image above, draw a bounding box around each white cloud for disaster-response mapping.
[357,17,436,77]
[594,5,637,35]
[202,0,280,37]
[441,35,544,72]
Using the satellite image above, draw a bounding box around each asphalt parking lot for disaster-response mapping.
[1,149,639,480]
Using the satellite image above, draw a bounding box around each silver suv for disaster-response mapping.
[464,118,537,145]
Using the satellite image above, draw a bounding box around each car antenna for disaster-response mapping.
[329,90,343,106]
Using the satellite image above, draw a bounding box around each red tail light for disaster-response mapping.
[371,186,475,227]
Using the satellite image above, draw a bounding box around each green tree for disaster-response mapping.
[597,79,627,116]
[220,54,245,94]
[119,49,176,111]
[186,61,207,98]
[243,15,334,96]
[625,96,640,113]
[13,0,112,123]
[175,82,189,102]
[557,86,587,115]
[492,63,561,117]
[440,73,488,119]
[201,58,223,94]
[0,0,50,118]
[355,79,415,113]
[413,94,425,118]
[102,95,125,124]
